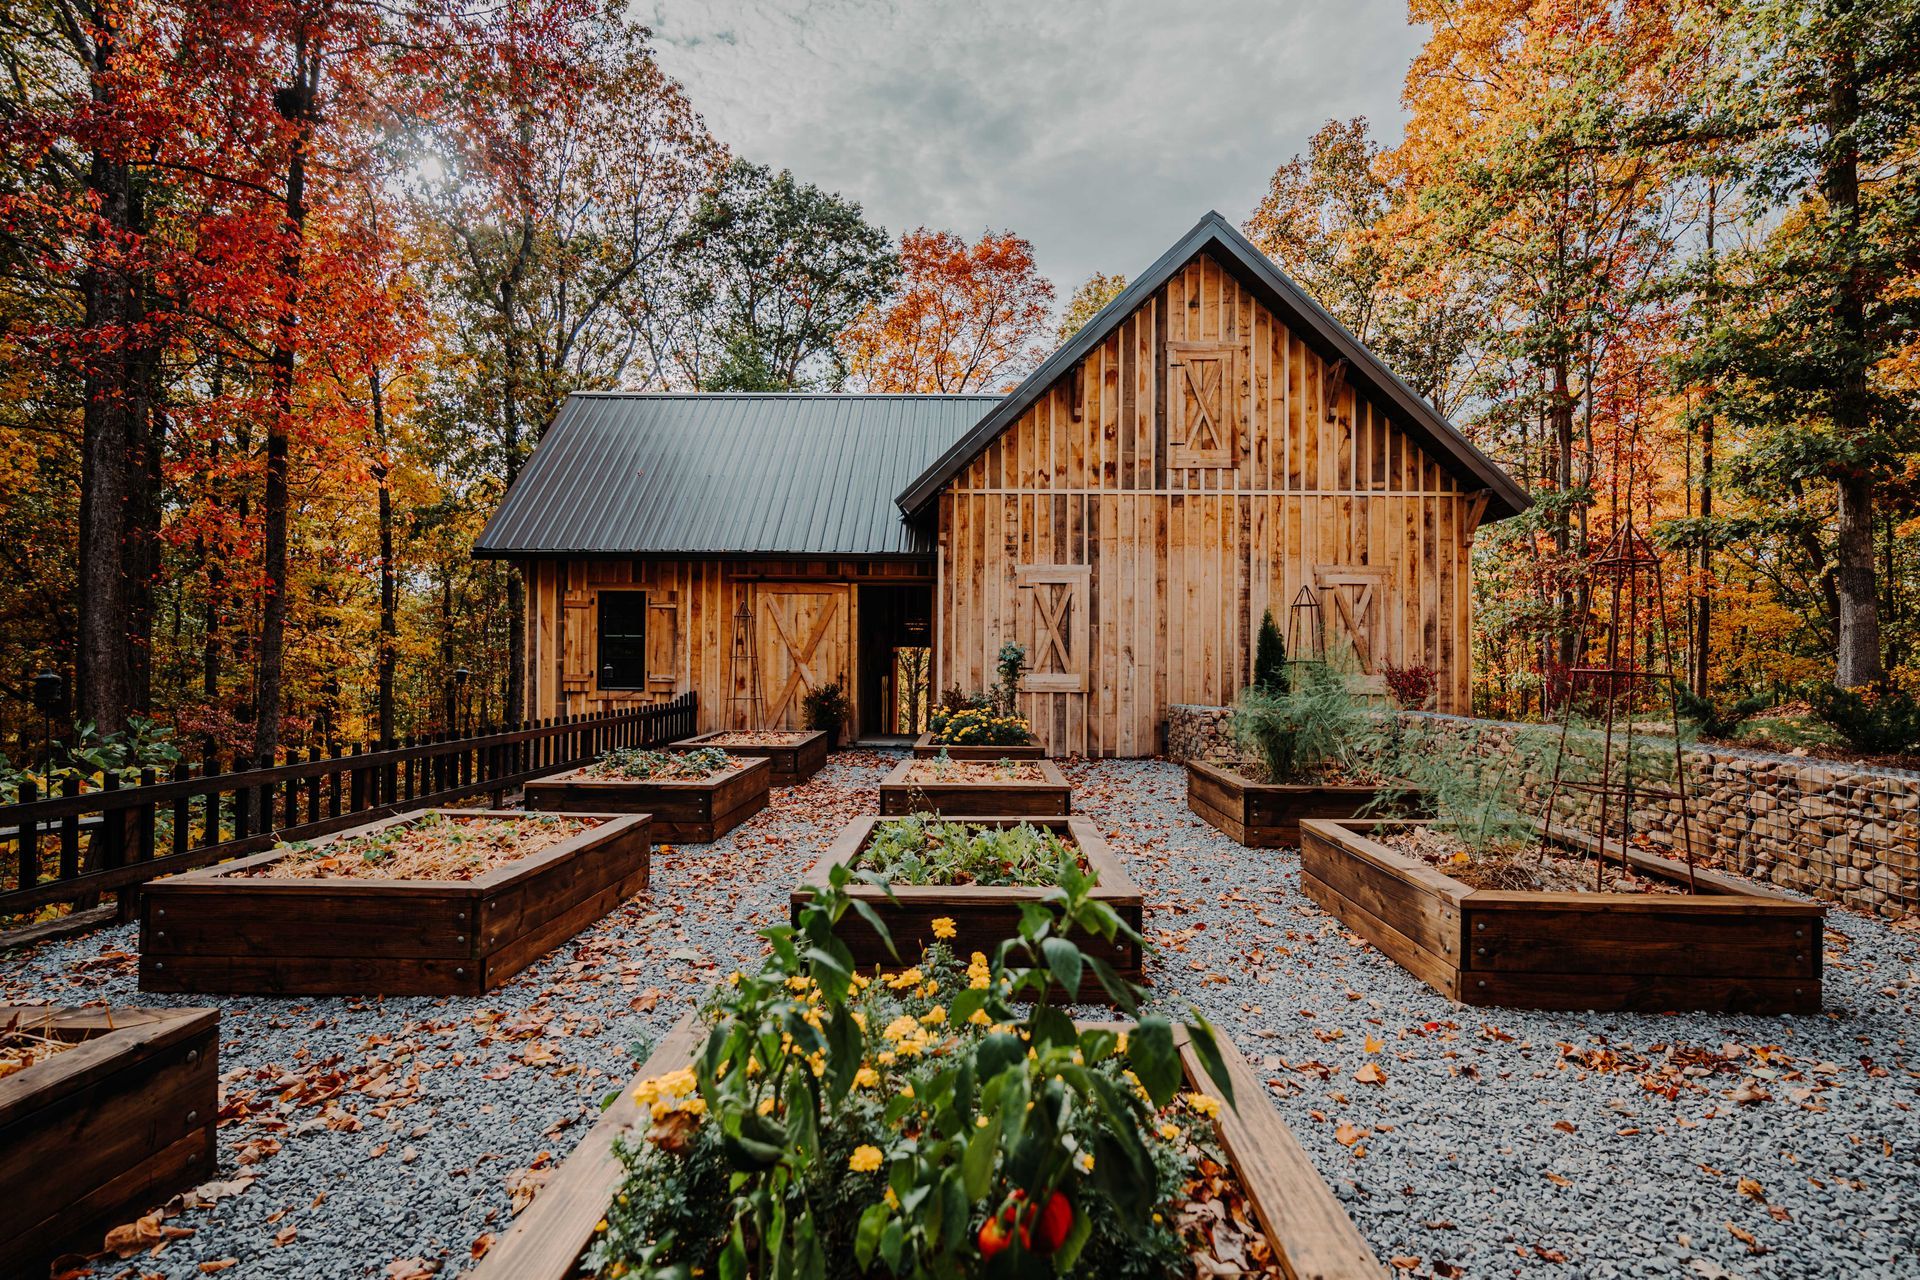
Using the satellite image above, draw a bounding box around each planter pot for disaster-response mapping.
[1186,760,1411,847]
[667,731,828,787]
[467,1013,1383,1280]
[140,810,650,996]
[525,757,771,842]
[0,1005,219,1274]
[794,815,1140,1002]
[878,758,1071,817]
[911,731,1046,760]
[1298,818,1824,1013]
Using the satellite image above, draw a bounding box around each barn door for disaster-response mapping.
[756,584,851,731]
[1314,565,1389,676]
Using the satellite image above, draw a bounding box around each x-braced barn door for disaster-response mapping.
[755,584,851,733]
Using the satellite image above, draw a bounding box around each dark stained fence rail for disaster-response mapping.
[0,695,696,919]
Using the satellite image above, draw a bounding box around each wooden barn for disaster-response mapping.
[476,212,1529,755]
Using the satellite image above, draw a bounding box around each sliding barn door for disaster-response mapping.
[756,584,852,732]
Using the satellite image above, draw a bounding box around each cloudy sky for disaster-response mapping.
[641,0,1423,299]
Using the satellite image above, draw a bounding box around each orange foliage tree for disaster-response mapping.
[842,228,1055,393]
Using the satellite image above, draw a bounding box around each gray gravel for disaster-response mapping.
[4,753,1916,1280]
[1060,758,1920,1280]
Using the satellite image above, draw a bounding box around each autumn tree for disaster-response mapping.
[841,228,1054,393]
[1057,271,1126,341]
[413,1,715,720]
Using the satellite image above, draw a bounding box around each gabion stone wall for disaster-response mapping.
[1163,704,1919,920]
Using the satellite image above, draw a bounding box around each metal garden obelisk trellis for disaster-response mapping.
[728,598,763,732]
[1537,516,1701,893]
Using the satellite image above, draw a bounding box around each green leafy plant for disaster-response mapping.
[1671,683,1772,741]
[588,862,1236,1280]
[1251,609,1286,694]
[802,678,851,742]
[1808,681,1920,755]
[1229,656,1378,784]
[860,816,1080,888]
[588,746,732,780]
[1381,720,1537,858]
[995,641,1027,710]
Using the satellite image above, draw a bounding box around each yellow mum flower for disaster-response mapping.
[849,1145,884,1173]
[920,1005,947,1027]
[931,917,957,940]
[1158,1122,1182,1140]
[1183,1092,1222,1118]
[854,1065,880,1089]
[967,1008,992,1026]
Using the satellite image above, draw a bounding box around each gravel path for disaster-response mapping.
[4,754,1916,1280]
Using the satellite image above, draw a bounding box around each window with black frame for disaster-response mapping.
[597,591,648,689]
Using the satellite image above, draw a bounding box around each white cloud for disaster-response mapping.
[641,0,1421,296]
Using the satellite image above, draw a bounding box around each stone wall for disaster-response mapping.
[1164,705,1920,919]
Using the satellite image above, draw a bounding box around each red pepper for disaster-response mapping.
[979,1192,1034,1258]
[1033,1190,1073,1254]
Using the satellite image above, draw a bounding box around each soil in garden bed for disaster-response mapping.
[896,758,1049,784]
[0,1010,77,1079]
[231,812,603,882]
[1375,826,1688,894]
[690,731,813,747]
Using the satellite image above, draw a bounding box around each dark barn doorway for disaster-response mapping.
[857,584,932,740]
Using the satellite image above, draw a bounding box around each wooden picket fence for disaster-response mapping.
[0,695,696,921]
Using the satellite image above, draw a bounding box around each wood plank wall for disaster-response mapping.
[523,558,931,733]
[937,253,1485,758]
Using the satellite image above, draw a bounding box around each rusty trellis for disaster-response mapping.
[1537,517,1701,892]
[727,598,763,732]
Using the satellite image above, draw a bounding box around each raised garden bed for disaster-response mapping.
[524,751,770,841]
[139,810,650,996]
[666,730,828,787]
[792,815,1140,1001]
[911,731,1046,761]
[1298,818,1824,1013]
[1187,759,1414,846]
[468,1013,1381,1280]
[878,756,1071,816]
[1,1005,218,1273]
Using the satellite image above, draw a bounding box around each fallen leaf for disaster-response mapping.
[1354,1062,1386,1085]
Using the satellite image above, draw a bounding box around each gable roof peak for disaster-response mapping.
[895,210,1530,522]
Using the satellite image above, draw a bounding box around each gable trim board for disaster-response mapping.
[896,211,1529,523]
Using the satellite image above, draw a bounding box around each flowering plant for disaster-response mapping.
[927,704,1033,747]
[589,864,1242,1279]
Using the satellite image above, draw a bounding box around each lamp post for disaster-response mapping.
[31,671,65,792]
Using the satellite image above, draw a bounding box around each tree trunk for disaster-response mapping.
[254,40,320,762]
[1823,35,1884,688]
[75,7,160,739]
[1691,182,1717,698]
[500,275,527,725]
[371,366,397,747]
[1833,472,1882,687]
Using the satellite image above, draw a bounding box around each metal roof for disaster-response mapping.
[474,392,1001,559]
[896,211,1532,522]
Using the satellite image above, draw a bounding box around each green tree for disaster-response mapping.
[676,160,898,390]
[1252,608,1287,693]
[1689,0,1920,688]
[1056,270,1126,341]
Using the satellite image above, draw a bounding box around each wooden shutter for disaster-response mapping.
[561,591,593,692]
[1016,564,1089,692]
[1167,342,1238,469]
[647,591,679,689]
[1314,565,1389,674]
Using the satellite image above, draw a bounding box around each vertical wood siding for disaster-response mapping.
[524,558,931,733]
[937,253,1485,757]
